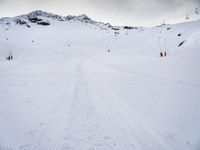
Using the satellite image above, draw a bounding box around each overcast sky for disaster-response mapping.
[0,0,199,26]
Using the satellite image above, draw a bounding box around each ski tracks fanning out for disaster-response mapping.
[1,57,197,150]
[82,60,173,150]
[38,58,174,150]
[88,58,200,89]
[61,59,139,150]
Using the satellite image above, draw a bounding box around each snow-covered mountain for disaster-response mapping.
[0,11,200,150]
[0,10,133,31]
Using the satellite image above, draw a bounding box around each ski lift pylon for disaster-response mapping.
[186,13,189,19]
[195,8,199,14]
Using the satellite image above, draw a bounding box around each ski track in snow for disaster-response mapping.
[60,59,138,150]
[4,58,169,150]
[0,56,200,150]
[88,58,200,89]
[0,56,199,150]
[27,60,81,150]
[21,59,141,150]
[83,59,174,150]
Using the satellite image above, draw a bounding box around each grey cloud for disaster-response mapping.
[89,0,135,12]
[89,0,184,15]
[87,0,199,25]
[193,0,200,7]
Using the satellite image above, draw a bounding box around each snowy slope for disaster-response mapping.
[0,10,200,59]
[0,11,200,150]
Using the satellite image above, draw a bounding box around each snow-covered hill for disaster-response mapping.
[0,11,200,150]
[0,10,200,60]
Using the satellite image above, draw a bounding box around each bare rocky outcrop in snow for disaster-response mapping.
[0,10,141,31]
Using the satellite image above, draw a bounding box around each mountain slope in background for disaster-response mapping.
[0,11,200,150]
[0,10,200,60]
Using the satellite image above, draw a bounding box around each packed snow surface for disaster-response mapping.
[0,11,200,150]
